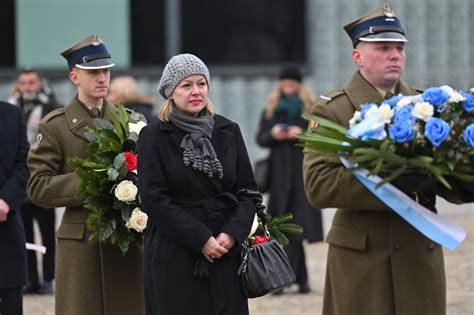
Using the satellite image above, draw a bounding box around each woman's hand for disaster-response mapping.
[271,124,302,141]
[287,126,303,139]
[216,232,236,250]
[271,124,290,140]
[201,236,229,263]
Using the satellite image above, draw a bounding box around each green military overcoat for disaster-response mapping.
[303,71,463,315]
[27,96,145,315]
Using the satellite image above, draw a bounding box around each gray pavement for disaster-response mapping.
[24,199,473,314]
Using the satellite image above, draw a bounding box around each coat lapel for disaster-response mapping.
[344,71,385,111]
[65,98,117,142]
[344,71,420,110]
[212,119,232,160]
[64,97,93,142]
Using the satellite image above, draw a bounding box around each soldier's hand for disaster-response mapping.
[390,173,435,195]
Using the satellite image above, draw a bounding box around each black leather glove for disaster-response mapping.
[443,177,474,203]
[390,173,436,209]
[390,173,435,194]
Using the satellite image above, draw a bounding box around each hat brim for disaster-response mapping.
[75,58,115,70]
[358,32,408,43]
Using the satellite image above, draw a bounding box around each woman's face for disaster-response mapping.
[171,75,208,117]
[279,79,300,97]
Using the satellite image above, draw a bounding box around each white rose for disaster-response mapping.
[412,102,434,122]
[129,121,147,135]
[247,214,259,238]
[378,104,394,123]
[396,96,414,107]
[449,91,466,103]
[126,207,148,233]
[440,85,454,96]
[349,111,361,127]
[114,180,138,203]
[364,105,379,118]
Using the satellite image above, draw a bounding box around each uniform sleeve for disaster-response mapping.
[0,109,29,211]
[220,124,258,243]
[303,103,391,211]
[137,125,213,253]
[27,120,82,209]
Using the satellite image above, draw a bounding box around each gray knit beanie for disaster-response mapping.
[158,53,211,99]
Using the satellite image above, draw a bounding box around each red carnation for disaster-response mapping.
[252,234,269,245]
[124,152,138,171]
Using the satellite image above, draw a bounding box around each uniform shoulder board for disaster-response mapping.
[42,108,65,122]
[318,90,345,103]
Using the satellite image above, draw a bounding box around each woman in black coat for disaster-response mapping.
[256,64,324,294]
[138,54,258,315]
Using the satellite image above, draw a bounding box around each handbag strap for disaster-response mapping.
[237,188,268,229]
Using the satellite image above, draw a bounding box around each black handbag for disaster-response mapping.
[254,158,270,193]
[237,197,296,298]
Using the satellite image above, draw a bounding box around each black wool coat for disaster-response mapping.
[256,111,323,242]
[0,102,29,288]
[138,114,258,315]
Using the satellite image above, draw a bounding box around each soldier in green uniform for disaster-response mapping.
[303,4,473,315]
[27,34,145,315]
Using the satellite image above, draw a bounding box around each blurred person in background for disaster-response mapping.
[0,101,29,315]
[256,63,324,294]
[108,75,156,122]
[9,68,59,294]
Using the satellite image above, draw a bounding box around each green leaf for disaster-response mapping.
[107,168,119,181]
[272,229,289,246]
[277,223,304,234]
[298,134,352,152]
[85,131,97,143]
[99,219,116,241]
[303,114,349,134]
[113,153,126,170]
[93,118,114,130]
[130,111,147,124]
[121,207,133,222]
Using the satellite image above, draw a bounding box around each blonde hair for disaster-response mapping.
[109,76,155,104]
[159,98,215,122]
[264,84,316,119]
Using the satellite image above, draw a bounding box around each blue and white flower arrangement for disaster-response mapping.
[298,86,474,188]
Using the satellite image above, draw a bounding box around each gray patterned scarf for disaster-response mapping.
[170,105,224,178]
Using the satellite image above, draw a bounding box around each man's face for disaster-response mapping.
[70,68,110,101]
[353,42,406,90]
[18,72,42,93]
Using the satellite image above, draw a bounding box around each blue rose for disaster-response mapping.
[394,105,416,123]
[360,103,377,119]
[460,92,474,112]
[382,94,403,107]
[389,121,414,143]
[463,124,474,147]
[424,117,451,147]
[422,87,449,107]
